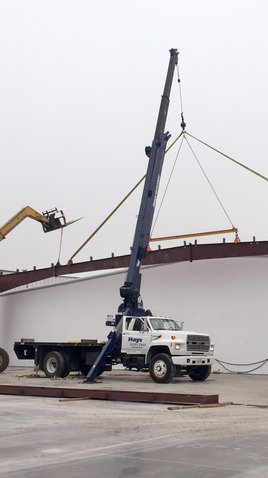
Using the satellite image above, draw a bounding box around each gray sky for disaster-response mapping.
[1,0,268,271]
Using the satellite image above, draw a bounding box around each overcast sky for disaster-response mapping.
[1,0,268,271]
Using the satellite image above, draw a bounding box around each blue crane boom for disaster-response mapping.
[120,48,178,315]
[86,49,178,381]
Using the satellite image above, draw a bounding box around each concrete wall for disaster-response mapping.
[1,257,268,373]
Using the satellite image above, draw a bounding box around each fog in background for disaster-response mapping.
[1,0,268,271]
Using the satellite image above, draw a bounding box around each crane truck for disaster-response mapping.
[14,49,214,383]
[0,206,71,373]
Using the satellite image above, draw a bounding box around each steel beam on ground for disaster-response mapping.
[0,384,219,405]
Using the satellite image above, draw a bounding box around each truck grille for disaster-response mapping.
[187,335,210,353]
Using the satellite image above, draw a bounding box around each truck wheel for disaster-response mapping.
[149,353,175,384]
[60,352,71,378]
[43,351,66,378]
[0,347,9,373]
[188,365,211,382]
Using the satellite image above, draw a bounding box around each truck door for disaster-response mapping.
[121,317,151,354]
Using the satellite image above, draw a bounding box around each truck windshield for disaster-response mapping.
[149,318,181,331]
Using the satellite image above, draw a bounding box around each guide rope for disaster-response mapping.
[67,175,145,264]
[185,131,268,182]
[67,131,185,264]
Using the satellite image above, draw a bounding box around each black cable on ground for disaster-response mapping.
[215,358,268,374]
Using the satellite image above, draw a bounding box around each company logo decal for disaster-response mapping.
[128,337,142,344]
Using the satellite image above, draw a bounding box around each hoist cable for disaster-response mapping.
[185,131,268,182]
[152,57,187,234]
[176,62,186,130]
[151,136,185,235]
[67,130,185,263]
[184,135,235,228]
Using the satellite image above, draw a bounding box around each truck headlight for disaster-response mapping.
[175,343,180,350]
[210,344,214,352]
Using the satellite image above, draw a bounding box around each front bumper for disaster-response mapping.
[171,355,214,366]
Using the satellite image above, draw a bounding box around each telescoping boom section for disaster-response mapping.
[86,49,179,381]
[120,49,178,315]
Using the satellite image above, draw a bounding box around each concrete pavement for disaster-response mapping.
[0,368,267,477]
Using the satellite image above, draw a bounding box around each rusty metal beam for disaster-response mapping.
[1,240,268,293]
[0,383,219,404]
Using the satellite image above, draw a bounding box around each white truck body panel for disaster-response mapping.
[121,315,214,365]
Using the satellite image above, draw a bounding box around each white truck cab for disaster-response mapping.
[119,315,214,383]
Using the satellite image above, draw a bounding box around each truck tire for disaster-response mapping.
[60,352,71,378]
[43,351,66,378]
[149,353,175,384]
[188,365,211,382]
[0,347,9,373]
